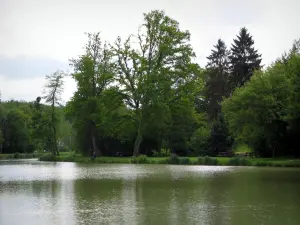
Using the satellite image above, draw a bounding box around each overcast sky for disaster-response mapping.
[0,0,299,102]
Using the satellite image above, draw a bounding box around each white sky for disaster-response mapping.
[0,0,299,102]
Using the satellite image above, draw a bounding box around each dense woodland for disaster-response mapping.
[1,10,300,158]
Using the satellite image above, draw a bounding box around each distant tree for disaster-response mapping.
[204,39,230,121]
[43,70,65,155]
[229,27,262,91]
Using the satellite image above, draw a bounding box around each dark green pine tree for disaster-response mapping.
[204,39,230,121]
[229,27,262,90]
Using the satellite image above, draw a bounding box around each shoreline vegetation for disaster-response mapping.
[1,10,300,162]
[2,153,300,168]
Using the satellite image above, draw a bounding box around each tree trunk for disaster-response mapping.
[91,123,101,156]
[51,104,59,156]
[133,122,143,157]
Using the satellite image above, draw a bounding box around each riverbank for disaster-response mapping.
[0,153,43,160]
[36,152,300,167]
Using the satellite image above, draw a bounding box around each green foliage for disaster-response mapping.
[222,50,294,157]
[204,39,230,120]
[43,70,65,155]
[0,128,4,144]
[167,153,180,164]
[228,157,251,166]
[229,27,262,90]
[179,157,190,165]
[197,156,218,165]
[1,11,299,161]
[114,10,197,156]
[234,143,253,153]
[190,125,210,155]
[131,155,149,164]
[13,152,20,159]
[152,148,171,157]
[39,153,57,161]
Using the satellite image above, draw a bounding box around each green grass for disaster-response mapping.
[35,152,300,167]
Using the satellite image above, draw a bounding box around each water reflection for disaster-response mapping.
[1,161,300,225]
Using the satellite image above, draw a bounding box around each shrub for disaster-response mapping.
[13,152,20,159]
[157,158,168,164]
[234,143,253,153]
[161,148,171,157]
[168,153,180,164]
[61,154,75,162]
[197,156,218,165]
[255,161,269,167]
[152,149,171,157]
[39,153,57,161]
[131,155,149,164]
[228,157,251,166]
[179,157,190,165]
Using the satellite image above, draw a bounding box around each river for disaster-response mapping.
[0,159,299,225]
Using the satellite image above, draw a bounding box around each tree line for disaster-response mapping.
[0,10,299,158]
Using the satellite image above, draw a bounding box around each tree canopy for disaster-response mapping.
[0,10,299,159]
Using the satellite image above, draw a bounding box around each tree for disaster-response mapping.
[229,27,262,91]
[43,70,65,155]
[204,39,230,121]
[31,96,52,151]
[0,128,3,154]
[4,108,31,153]
[113,10,195,156]
[222,63,290,157]
[280,42,300,157]
[68,32,117,156]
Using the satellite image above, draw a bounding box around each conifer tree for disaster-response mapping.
[229,27,262,91]
[205,39,230,121]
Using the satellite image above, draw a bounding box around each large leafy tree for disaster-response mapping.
[229,27,262,91]
[113,10,196,156]
[280,40,300,157]
[67,32,119,156]
[222,63,290,157]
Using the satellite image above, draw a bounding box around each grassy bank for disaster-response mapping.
[0,152,43,160]
[37,152,300,167]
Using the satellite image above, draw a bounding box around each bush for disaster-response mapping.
[131,155,149,164]
[152,148,171,157]
[179,157,190,165]
[197,156,218,165]
[13,152,21,159]
[234,143,253,153]
[39,153,57,161]
[157,158,168,164]
[61,154,75,162]
[168,153,180,164]
[228,157,251,166]
[255,161,269,167]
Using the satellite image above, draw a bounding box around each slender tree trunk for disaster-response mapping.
[91,122,101,156]
[53,124,59,156]
[133,121,143,157]
[51,104,59,156]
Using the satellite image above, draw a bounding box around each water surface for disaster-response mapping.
[0,160,299,225]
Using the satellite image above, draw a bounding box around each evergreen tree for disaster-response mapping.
[229,27,262,91]
[205,39,230,121]
[209,113,231,156]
